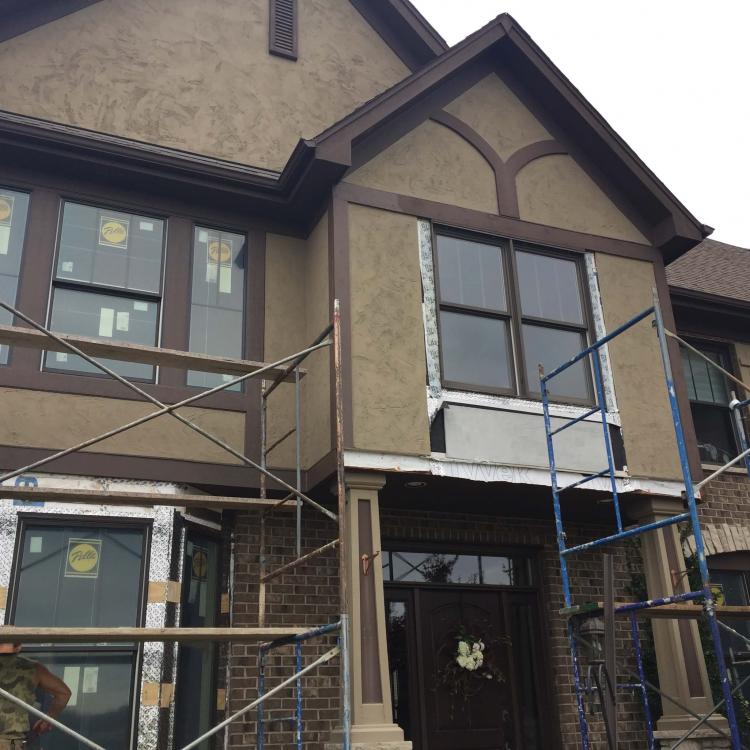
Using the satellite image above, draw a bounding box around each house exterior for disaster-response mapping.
[0,2,741,749]
[667,240,750,718]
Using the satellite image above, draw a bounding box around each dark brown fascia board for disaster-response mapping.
[312,13,709,259]
[0,0,104,43]
[0,110,346,233]
[497,19,709,253]
[349,0,447,71]
[669,286,750,317]
[313,15,509,163]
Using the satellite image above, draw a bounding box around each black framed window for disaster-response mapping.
[10,519,148,750]
[46,201,165,380]
[188,227,247,390]
[434,231,593,403]
[681,341,739,464]
[0,188,30,365]
[382,550,534,587]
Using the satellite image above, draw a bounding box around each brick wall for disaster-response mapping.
[228,503,652,750]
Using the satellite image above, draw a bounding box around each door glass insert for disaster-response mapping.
[174,532,221,750]
[12,523,146,750]
[386,600,413,742]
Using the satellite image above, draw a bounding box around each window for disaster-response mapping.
[709,555,750,705]
[681,341,739,464]
[11,521,147,750]
[188,227,247,389]
[0,188,30,364]
[382,550,533,586]
[46,201,165,380]
[435,232,592,402]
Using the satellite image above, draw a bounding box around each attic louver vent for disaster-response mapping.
[269,0,298,60]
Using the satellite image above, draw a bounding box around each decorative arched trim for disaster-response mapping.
[506,140,569,178]
[428,112,568,219]
[429,111,504,215]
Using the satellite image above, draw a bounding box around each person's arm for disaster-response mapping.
[32,664,71,734]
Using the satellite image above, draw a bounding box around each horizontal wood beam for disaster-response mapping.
[0,486,295,510]
[562,602,750,620]
[0,627,308,643]
[0,324,303,380]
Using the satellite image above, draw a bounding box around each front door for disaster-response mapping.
[384,549,553,750]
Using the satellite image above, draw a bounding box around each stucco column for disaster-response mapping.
[631,497,729,748]
[341,472,410,749]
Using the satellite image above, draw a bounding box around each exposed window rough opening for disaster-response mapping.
[269,0,298,60]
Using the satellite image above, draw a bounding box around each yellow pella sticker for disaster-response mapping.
[65,538,102,578]
[207,238,232,264]
[0,195,14,225]
[99,216,129,249]
[192,547,208,580]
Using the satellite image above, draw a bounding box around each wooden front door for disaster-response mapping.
[419,589,513,750]
[385,584,553,750]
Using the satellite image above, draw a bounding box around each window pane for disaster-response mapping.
[29,651,136,750]
[523,324,589,400]
[436,235,506,311]
[440,311,512,390]
[46,287,158,379]
[0,189,30,364]
[482,556,533,586]
[390,552,481,584]
[682,347,730,405]
[691,403,737,464]
[516,250,584,324]
[56,202,164,294]
[14,525,145,628]
[188,227,246,389]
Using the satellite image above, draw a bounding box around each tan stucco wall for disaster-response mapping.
[0,388,244,463]
[264,217,331,471]
[443,73,551,161]
[345,120,498,213]
[0,0,408,171]
[348,205,429,455]
[264,233,308,469]
[302,214,332,468]
[595,254,682,480]
[517,154,649,243]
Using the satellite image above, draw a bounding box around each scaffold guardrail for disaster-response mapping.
[0,298,351,750]
[540,289,750,750]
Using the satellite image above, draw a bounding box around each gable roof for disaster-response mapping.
[0,0,447,70]
[667,239,750,305]
[0,9,712,256]
[307,13,710,259]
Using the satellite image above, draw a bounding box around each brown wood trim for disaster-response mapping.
[505,139,569,177]
[0,444,295,489]
[0,367,245,411]
[329,193,354,448]
[306,449,337,492]
[159,216,192,387]
[336,182,658,262]
[429,111,505,215]
[653,256,703,481]
[244,229,266,463]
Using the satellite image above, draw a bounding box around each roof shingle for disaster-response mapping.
[666,238,750,304]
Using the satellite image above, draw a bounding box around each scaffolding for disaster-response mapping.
[540,289,750,749]
[0,298,351,750]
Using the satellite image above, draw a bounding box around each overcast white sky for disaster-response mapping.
[411,1,749,248]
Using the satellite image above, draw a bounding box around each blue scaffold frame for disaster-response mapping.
[539,290,743,750]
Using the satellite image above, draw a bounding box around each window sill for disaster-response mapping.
[432,386,620,426]
[701,463,750,477]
